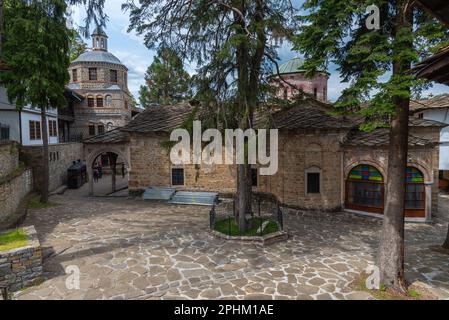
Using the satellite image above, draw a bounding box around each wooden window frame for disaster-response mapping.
[88,124,96,136]
[48,120,57,137]
[305,166,321,194]
[29,120,41,140]
[87,97,95,108]
[96,96,103,108]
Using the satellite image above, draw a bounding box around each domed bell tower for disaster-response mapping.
[92,26,108,51]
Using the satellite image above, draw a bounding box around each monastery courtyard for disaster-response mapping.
[14,180,449,300]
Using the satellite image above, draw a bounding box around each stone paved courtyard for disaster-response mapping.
[13,189,449,300]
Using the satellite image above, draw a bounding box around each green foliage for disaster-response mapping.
[214,217,279,237]
[293,0,449,130]
[0,228,28,252]
[138,85,151,108]
[69,29,87,61]
[143,47,192,106]
[28,195,57,209]
[0,0,70,111]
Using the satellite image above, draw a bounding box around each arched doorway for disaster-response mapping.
[345,164,384,213]
[405,167,425,217]
[87,149,129,197]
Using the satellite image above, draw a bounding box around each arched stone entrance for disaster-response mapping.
[85,144,130,196]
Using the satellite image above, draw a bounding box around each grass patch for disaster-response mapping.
[0,228,28,252]
[214,217,279,236]
[28,195,57,209]
[356,274,423,300]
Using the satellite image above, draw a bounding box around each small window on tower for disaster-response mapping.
[88,124,96,136]
[89,68,97,81]
[110,70,118,83]
[105,95,112,107]
[72,69,78,82]
[97,96,103,108]
[87,97,95,108]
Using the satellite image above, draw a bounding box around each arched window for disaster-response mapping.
[346,165,384,213]
[105,95,112,107]
[96,95,103,108]
[405,167,425,216]
[87,96,95,108]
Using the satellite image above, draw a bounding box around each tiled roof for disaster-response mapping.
[410,94,449,112]
[121,102,194,133]
[344,128,433,147]
[270,100,356,129]
[409,116,448,127]
[83,128,129,144]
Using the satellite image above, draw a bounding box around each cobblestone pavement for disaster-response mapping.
[14,191,449,300]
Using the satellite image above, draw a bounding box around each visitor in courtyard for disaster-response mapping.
[93,167,99,183]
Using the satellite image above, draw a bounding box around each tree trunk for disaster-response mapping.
[378,99,409,292]
[40,108,50,203]
[378,1,412,292]
[236,163,252,231]
[443,224,449,249]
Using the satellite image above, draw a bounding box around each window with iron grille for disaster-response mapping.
[48,120,57,137]
[171,168,184,186]
[72,69,78,82]
[98,124,105,135]
[97,97,103,108]
[307,172,320,194]
[88,97,95,108]
[88,68,97,81]
[88,124,96,136]
[29,121,41,140]
[110,69,118,83]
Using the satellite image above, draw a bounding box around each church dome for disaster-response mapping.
[277,57,305,75]
[72,51,123,66]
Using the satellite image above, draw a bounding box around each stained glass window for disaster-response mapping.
[406,167,424,183]
[349,165,383,182]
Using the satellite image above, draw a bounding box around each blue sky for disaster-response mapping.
[71,1,449,103]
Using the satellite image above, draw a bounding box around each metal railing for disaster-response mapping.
[209,192,283,236]
[0,123,10,141]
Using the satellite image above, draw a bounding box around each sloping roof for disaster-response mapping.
[72,51,124,66]
[270,100,357,130]
[416,0,449,25]
[411,45,449,85]
[121,103,194,133]
[344,128,434,147]
[410,94,449,112]
[83,128,129,144]
[409,116,448,127]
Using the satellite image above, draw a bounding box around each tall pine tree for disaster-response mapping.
[124,0,297,231]
[294,0,448,291]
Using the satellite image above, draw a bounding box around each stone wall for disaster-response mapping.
[128,132,236,194]
[0,141,19,179]
[20,142,83,192]
[0,169,33,224]
[257,129,346,210]
[0,226,42,291]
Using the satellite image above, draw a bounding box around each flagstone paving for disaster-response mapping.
[13,191,449,300]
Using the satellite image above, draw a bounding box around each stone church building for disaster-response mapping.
[67,27,132,139]
[83,58,446,223]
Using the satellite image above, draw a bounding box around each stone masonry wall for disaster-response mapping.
[0,169,33,224]
[0,226,42,291]
[0,141,19,179]
[20,142,83,192]
[257,129,346,210]
[128,132,236,193]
